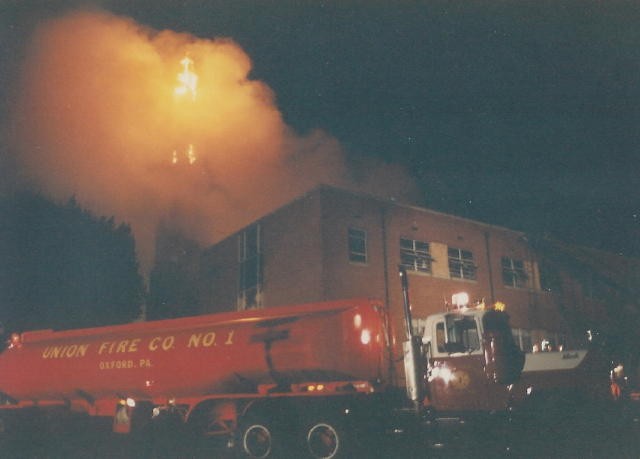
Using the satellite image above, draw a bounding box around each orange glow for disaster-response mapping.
[174,56,197,100]
[172,55,198,165]
[9,10,421,273]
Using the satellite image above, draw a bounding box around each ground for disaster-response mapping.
[0,406,638,458]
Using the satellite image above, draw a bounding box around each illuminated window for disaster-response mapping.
[238,225,262,310]
[400,238,432,273]
[501,256,527,288]
[448,247,477,280]
[348,228,367,264]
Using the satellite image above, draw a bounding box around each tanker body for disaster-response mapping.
[0,270,525,458]
[0,298,388,408]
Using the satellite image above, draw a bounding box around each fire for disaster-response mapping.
[172,144,196,165]
[173,56,198,165]
[10,10,420,273]
[187,144,196,164]
[174,56,198,100]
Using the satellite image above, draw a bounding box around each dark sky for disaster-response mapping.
[2,0,639,257]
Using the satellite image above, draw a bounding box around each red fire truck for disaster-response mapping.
[0,269,527,458]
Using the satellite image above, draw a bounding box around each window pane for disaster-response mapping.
[400,238,413,250]
[448,247,476,280]
[400,238,432,273]
[501,256,526,288]
[348,228,367,263]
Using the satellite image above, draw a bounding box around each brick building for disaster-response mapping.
[180,185,618,353]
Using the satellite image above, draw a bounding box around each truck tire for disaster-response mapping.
[239,417,280,459]
[304,419,348,459]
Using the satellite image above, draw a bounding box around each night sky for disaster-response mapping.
[2,1,639,259]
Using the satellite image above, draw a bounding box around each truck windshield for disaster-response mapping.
[437,315,480,353]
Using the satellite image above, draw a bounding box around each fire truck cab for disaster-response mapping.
[420,299,524,414]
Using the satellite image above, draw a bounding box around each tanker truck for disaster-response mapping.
[0,268,525,458]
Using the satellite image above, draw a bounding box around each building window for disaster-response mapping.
[501,256,527,288]
[238,225,262,310]
[448,247,477,280]
[400,238,432,273]
[348,228,367,264]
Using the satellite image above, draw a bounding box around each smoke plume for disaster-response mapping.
[9,10,420,272]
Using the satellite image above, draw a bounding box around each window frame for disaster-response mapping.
[501,256,527,288]
[448,247,477,280]
[400,237,433,274]
[348,228,368,264]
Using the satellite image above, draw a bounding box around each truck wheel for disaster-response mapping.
[305,420,347,459]
[240,419,275,459]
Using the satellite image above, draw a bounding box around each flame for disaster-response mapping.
[9,10,421,273]
[172,144,196,165]
[187,144,196,164]
[174,56,197,100]
[173,56,198,165]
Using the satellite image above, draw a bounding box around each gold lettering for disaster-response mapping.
[116,340,128,353]
[149,336,174,351]
[65,345,78,358]
[225,330,234,345]
[42,343,90,359]
[149,337,161,351]
[76,343,89,357]
[188,333,202,348]
[99,342,110,355]
[161,336,175,351]
[203,332,216,347]
[187,332,219,348]
[129,338,140,352]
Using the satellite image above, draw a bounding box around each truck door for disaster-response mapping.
[426,314,490,412]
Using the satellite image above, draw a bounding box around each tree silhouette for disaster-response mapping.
[0,192,145,332]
